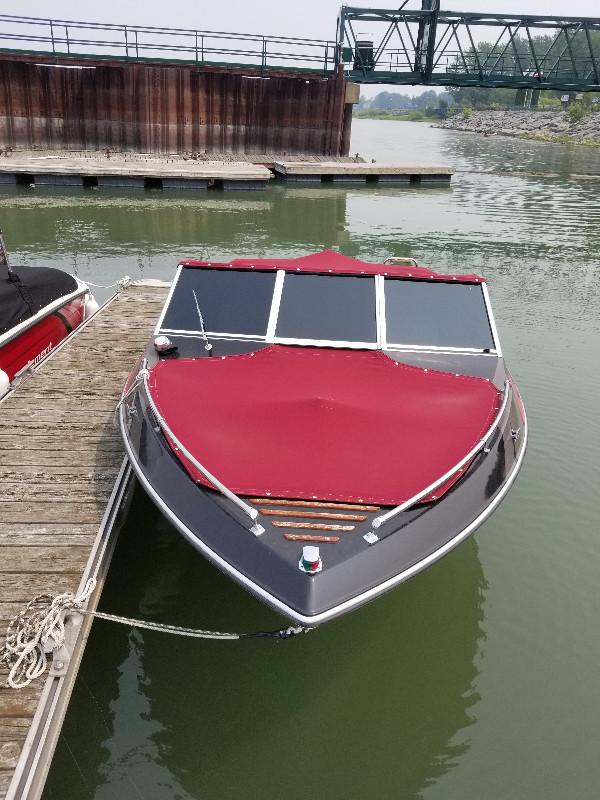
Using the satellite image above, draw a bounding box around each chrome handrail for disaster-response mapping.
[138,366,264,536]
[369,380,511,535]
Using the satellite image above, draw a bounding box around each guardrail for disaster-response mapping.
[135,363,265,537]
[365,380,511,542]
[0,14,337,75]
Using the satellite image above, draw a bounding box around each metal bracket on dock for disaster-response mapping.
[48,613,84,677]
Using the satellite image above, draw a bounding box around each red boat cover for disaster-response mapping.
[148,346,500,506]
[179,249,485,284]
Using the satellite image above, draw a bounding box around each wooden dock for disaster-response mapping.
[0,284,169,800]
[0,151,454,189]
[0,154,272,190]
[272,161,454,183]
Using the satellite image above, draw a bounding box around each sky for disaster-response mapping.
[9,1,600,98]
[13,1,600,40]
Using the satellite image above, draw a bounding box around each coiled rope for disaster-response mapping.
[1,579,312,690]
[1,579,96,690]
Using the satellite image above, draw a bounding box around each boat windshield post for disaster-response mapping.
[138,368,265,536]
[366,380,511,540]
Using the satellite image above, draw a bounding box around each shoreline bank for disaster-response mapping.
[433,109,600,146]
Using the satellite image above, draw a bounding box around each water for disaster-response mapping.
[2,120,598,799]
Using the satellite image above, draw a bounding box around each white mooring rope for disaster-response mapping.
[1,579,311,689]
[113,366,150,426]
[82,276,132,290]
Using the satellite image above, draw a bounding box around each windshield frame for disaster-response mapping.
[156,266,501,356]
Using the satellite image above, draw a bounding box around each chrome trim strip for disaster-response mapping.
[376,273,385,350]
[271,337,378,350]
[481,281,503,358]
[160,329,267,340]
[385,345,498,357]
[266,268,285,341]
[154,264,182,336]
[371,379,511,531]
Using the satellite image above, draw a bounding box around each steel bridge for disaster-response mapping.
[1,6,599,92]
[337,3,600,92]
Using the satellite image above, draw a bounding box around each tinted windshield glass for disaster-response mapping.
[161,268,276,336]
[385,280,494,350]
[275,273,376,343]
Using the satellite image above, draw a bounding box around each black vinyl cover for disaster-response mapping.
[0,265,79,336]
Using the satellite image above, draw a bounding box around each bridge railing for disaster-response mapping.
[381,48,600,84]
[0,14,337,75]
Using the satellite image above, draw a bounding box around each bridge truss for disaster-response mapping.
[337,3,600,91]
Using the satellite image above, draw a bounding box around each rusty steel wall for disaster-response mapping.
[0,55,352,156]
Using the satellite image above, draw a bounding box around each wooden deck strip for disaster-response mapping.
[0,284,168,799]
[260,509,367,522]
[250,498,380,512]
[272,521,355,532]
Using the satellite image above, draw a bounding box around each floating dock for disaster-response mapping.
[0,155,272,191]
[0,152,454,190]
[0,284,169,800]
[272,161,454,183]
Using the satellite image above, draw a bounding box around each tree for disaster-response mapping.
[371,91,412,110]
[411,89,439,109]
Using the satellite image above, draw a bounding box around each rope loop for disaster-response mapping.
[113,366,150,426]
[1,583,312,689]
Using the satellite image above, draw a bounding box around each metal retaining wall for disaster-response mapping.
[0,55,352,156]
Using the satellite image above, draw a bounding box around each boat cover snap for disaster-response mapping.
[147,345,500,506]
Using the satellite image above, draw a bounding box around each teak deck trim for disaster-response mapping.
[259,509,368,522]
[250,498,380,512]
[272,521,355,532]
[0,284,169,800]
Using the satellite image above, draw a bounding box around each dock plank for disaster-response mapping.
[0,284,168,800]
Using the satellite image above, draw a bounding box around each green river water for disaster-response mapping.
[2,119,599,799]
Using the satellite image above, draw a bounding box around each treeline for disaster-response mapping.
[356,89,451,112]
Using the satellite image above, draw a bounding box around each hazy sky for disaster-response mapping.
[14,1,600,40]
[11,1,600,98]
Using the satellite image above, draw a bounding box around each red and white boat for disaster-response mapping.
[0,232,98,397]
[120,250,527,626]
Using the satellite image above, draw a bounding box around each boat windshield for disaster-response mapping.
[275,273,376,344]
[159,266,496,353]
[384,278,495,351]
[160,267,277,337]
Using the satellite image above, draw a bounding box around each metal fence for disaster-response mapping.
[0,14,337,74]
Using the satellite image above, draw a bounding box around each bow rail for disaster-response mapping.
[134,365,265,536]
[366,380,511,541]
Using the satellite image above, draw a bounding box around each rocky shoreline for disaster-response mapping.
[433,109,600,146]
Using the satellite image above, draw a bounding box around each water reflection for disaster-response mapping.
[44,484,487,800]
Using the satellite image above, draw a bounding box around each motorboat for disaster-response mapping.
[119,250,527,626]
[0,231,98,397]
